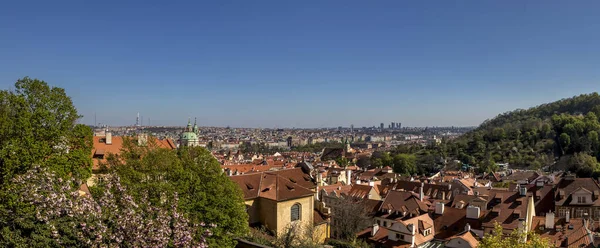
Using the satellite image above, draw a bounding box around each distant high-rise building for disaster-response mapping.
[380,123,384,130]
[136,112,140,127]
[391,122,395,129]
[351,124,354,133]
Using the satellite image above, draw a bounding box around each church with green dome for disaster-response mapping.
[179,118,200,147]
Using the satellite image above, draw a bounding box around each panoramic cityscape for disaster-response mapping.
[2,1,600,248]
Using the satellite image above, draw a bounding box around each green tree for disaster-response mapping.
[0,77,90,184]
[110,143,249,247]
[559,133,571,155]
[392,154,417,175]
[480,223,552,248]
[569,152,600,177]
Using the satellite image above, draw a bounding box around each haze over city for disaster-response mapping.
[1,1,600,127]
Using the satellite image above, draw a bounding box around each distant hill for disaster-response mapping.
[450,92,600,176]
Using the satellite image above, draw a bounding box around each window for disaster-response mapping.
[558,208,568,218]
[576,208,586,218]
[291,203,301,221]
[424,228,431,236]
[578,196,587,204]
[396,233,400,239]
[383,221,387,227]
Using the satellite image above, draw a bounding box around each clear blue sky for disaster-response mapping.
[1,1,599,128]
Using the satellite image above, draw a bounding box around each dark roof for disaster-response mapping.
[432,207,483,239]
[379,190,429,217]
[555,178,600,207]
[321,148,343,161]
[503,171,540,182]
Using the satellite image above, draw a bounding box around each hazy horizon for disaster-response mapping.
[2,1,600,128]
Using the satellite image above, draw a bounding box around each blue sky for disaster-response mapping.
[1,1,599,128]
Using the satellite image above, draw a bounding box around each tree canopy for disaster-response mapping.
[0,77,92,184]
[479,223,552,248]
[106,140,249,247]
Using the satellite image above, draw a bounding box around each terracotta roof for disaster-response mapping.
[432,206,483,239]
[357,214,435,248]
[393,181,453,201]
[222,164,274,174]
[229,168,315,202]
[445,231,479,248]
[91,135,176,170]
[320,183,352,197]
[480,190,531,231]
[503,171,540,182]
[313,209,328,226]
[379,190,429,217]
[347,184,377,199]
[532,217,594,248]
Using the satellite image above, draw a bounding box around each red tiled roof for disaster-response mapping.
[229,168,315,202]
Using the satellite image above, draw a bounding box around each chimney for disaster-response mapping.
[465,223,471,232]
[371,223,379,237]
[369,181,375,187]
[435,202,445,215]
[346,169,352,184]
[519,186,527,196]
[105,131,112,145]
[566,211,570,223]
[419,187,424,201]
[545,212,555,229]
[466,206,481,219]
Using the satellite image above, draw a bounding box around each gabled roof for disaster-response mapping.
[347,184,377,199]
[445,231,479,248]
[432,206,483,239]
[532,217,595,248]
[555,178,600,206]
[229,168,316,202]
[91,135,176,170]
[379,190,429,217]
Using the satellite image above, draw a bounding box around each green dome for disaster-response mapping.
[181,131,198,141]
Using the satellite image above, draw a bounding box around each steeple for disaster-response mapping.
[193,118,198,133]
[186,118,192,132]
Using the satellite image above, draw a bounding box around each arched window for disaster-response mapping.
[291,203,301,221]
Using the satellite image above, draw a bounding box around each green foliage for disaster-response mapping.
[480,223,552,248]
[0,78,93,246]
[239,142,286,154]
[110,142,249,247]
[442,93,600,173]
[292,142,344,153]
[392,154,417,175]
[0,77,90,184]
[326,239,370,248]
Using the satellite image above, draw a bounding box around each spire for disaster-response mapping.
[186,118,192,132]
[193,118,198,133]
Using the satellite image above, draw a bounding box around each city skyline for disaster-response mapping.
[2,1,600,127]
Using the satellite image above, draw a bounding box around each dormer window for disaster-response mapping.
[578,196,587,204]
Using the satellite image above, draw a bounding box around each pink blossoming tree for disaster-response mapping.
[3,166,212,247]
